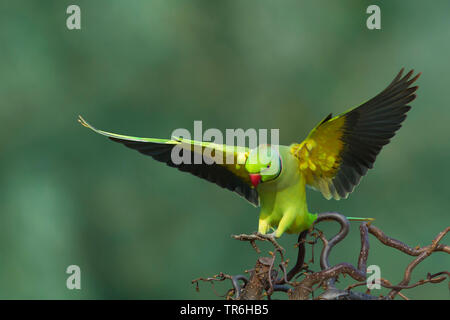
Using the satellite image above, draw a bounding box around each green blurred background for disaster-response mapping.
[0,0,448,299]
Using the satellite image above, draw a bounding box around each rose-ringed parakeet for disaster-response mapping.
[79,69,420,237]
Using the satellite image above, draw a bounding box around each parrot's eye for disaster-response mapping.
[266,164,270,168]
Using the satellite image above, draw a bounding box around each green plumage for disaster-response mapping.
[79,69,420,237]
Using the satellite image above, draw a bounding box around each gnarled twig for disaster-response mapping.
[193,215,449,300]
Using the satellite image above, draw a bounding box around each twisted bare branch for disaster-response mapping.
[193,215,449,300]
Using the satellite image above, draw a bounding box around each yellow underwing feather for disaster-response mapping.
[291,115,346,199]
[291,69,420,200]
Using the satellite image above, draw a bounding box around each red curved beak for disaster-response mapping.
[249,174,262,187]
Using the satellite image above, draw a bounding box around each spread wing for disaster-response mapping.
[291,69,420,200]
[78,116,259,206]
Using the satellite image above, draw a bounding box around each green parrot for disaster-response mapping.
[79,69,420,237]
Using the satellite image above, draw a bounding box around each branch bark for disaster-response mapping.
[193,215,449,300]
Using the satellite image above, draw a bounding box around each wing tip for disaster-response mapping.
[399,68,421,85]
[78,115,96,131]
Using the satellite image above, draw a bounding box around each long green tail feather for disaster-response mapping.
[346,217,375,222]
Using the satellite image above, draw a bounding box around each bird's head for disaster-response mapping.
[245,145,282,188]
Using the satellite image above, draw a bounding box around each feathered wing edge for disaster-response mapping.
[78,116,259,206]
[327,68,420,199]
[294,69,420,200]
